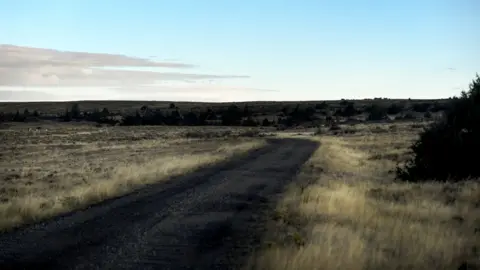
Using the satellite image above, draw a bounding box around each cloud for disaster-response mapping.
[0,44,194,69]
[0,90,59,101]
[0,86,274,102]
[105,83,279,102]
[0,44,249,88]
[110,83,278,93]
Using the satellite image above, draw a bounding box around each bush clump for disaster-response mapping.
[397,74,480,182]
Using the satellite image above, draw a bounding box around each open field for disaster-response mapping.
[1,121,479,269]
[0,123,268,231]
[249,122,480,270]
[0,130,318,269]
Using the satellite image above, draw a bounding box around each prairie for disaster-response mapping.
[0,123,267,231]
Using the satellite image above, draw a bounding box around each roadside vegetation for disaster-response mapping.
[250,125,479,270]
[249,75,480,270]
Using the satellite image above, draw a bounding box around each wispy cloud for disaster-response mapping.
[0,44,194,69]
[0,85,276,102]
[0,44,249,88]
[0,90,59,101]
[111,83,278,93]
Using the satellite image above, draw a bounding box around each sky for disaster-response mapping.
[0,0,479,102]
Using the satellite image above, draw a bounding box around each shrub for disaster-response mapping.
[397,74,480,181]
[366,104,388,121]
[70,103,81,119]
[315,102,328,110]
[242,117,258,127]
[262,118,271,126]
[345,102,358,117]
[402,111,417,120]
[412,102,432,113]
[424,111,433,119]
[387,103,405,114]
[12,110,26,122]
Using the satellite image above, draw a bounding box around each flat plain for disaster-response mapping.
[0,121,478,270]
[0,123,267,231]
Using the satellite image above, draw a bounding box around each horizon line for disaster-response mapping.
[0,98,452,104]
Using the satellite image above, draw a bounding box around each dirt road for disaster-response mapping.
[0,138,318,270]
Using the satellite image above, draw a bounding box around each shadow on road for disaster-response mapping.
[0,137,320,270]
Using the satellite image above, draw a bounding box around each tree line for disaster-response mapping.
[0,99,451,127]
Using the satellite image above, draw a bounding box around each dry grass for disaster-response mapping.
[0,123,267,232]
[250,123,480,270]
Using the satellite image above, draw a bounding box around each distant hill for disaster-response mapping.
[0,98,450,114]
[0,98,452,128]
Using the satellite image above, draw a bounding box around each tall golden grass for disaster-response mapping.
[250,130,480,270]
[0,125,267,231]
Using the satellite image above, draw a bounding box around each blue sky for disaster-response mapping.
[0,0,479,101]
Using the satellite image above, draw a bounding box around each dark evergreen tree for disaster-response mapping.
[221,105,242,125]
[397,74,480,181]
